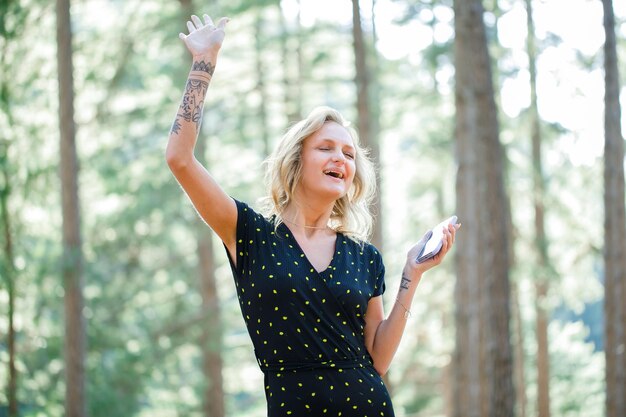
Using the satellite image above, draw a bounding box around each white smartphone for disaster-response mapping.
[416,215,458,263]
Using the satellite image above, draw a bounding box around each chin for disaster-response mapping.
[305,180,352,201]
[315,188,346,202]
[328,184,349,195]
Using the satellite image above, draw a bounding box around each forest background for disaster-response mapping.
[1,0,625,416]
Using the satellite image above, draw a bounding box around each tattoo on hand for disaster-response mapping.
[192,60,215,76]
[400,274,411,291]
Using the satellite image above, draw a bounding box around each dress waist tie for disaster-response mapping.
[257,356,373,374]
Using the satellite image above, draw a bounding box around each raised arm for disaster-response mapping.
[166,15,237,258]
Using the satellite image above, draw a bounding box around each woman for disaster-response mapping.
[166,14,459,417]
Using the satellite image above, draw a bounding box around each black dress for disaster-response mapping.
[226,199,395,417]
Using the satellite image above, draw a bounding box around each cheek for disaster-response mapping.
[344,168,357,190]
[302,151,322,168]
[348,162,357,181]
[300,155,317,174]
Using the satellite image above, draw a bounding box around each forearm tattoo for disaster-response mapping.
[170,59,214,135]
[171,118,182,135]
[171,78,209,134]
[400,273,411,291]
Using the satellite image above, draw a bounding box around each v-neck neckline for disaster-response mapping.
[279,222,341,275]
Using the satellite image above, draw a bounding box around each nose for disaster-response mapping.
[332,151,345,163]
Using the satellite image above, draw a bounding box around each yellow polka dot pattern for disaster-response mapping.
[226,200,394,416]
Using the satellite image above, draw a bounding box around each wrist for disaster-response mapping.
[399,266,422,292]
[395,298,412,319]
[403,263,423,280]
[192,51,219,62]
[189,56,217,79]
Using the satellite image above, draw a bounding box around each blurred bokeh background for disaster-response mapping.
[1,0,625,416]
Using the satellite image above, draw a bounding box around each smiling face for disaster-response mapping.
[297,121,357,202]
[264,106,377,239]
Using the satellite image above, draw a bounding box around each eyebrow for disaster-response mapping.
[319,138,355,151]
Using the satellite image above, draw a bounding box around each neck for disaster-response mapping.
[282,200,334,233]
[283,218,329,230]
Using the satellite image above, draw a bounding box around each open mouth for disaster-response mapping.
[323,169,344,179]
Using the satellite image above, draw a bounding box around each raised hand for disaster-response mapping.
[406,222,459,275]
[179,14,229,58]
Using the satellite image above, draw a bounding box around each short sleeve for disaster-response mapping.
[226,199,266,280]
[371,248,386,297]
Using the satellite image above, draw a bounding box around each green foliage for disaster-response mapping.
[0,0,28,39]
[0,0,619,416]
[549,322,604,417]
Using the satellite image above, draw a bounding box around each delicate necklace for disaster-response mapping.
[283,218,330,230]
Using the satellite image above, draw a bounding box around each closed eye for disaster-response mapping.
[344,152,355,159]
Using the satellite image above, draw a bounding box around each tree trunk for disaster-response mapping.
[196,186,225,417]
[352,0,393,393]
[453,1,514,416]
[524,1,551,416]
[56,0,87,416]
[278,3,301,123]
[295,0,303,121]
[351,0,382,252]
[511,282,527,417]
[534,282,549,417]
[1,157,18,417]
[602,1,626,416]
[369,0,381,166]
[254,9,270,157]
[1,27,19,415]
[351,0,389,392]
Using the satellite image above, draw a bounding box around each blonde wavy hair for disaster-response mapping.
[260,106,377,243]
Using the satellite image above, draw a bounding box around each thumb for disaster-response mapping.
[216,17,230,30]
[416,230,433,252]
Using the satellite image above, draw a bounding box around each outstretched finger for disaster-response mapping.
[437,234,450,260]
[204,14,214,27]
[191,15,203,29]
[447,228,455,248]
[178,32,186,40]
[216,17,230,30]
[448,225,456,244]
[186,20,195,33]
